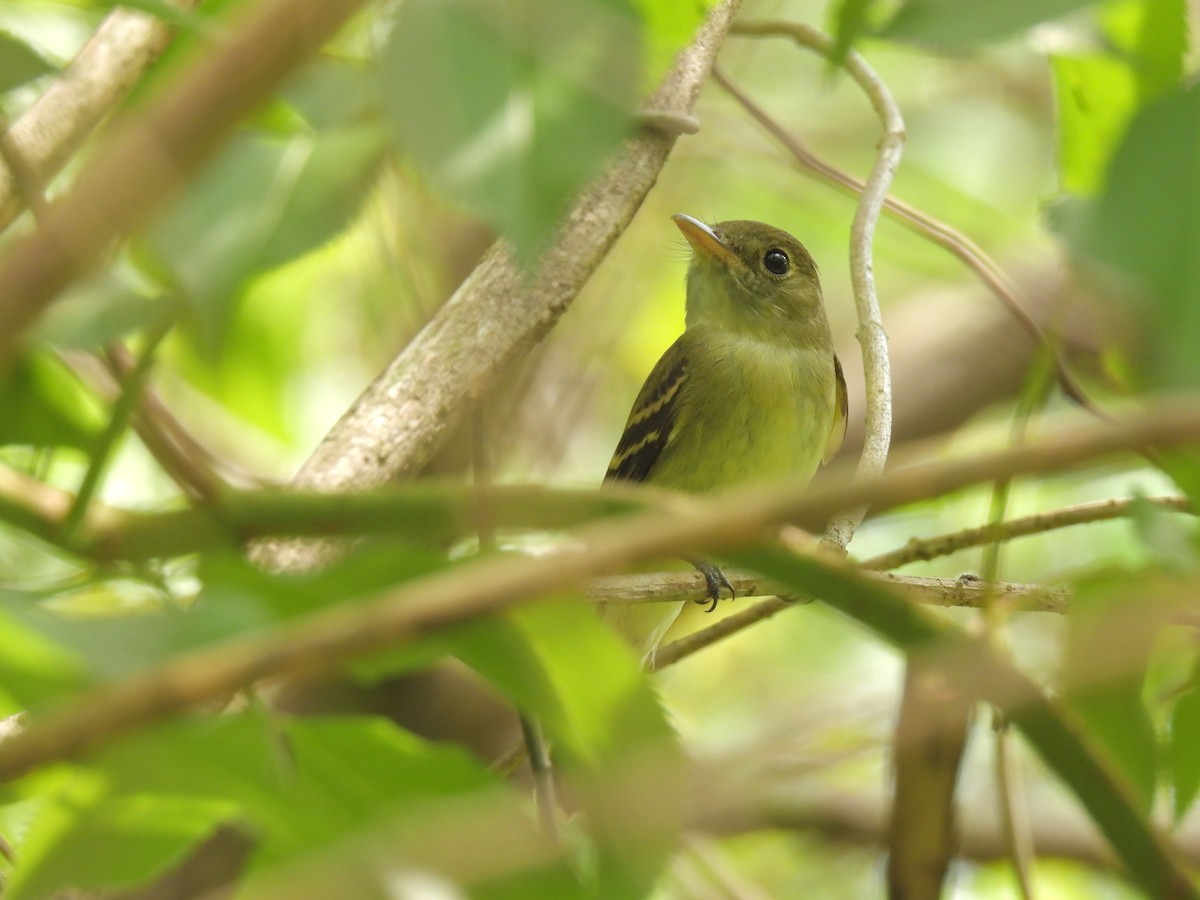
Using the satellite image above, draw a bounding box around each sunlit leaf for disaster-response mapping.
[1101,0,1186,100]
[380,0,641,261]
[1052,54,1138,196]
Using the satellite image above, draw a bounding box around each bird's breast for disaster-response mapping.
[657,336,837,492]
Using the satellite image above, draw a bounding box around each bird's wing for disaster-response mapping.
[605,335,689,484]
[822,353,849,465]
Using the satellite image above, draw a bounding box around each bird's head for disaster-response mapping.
[673,213,828,344]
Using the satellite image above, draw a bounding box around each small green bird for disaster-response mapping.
[603,214,847,660]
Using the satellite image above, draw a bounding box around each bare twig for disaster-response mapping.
[650,492,1193,668]
[0,0,368,363]
[0,2,205,233]
[863,496,1191,571]
[726,22,900,550]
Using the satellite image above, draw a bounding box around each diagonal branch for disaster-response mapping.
[0,0,368,364]
[0,1,206,233]
[255,0,745,573]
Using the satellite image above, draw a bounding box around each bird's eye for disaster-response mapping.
[763,249,790,275]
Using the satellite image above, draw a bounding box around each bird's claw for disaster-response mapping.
[693,561,735,613]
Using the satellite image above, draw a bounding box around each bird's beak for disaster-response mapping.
[673,214,738,266]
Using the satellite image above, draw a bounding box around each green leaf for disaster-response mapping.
[724,543,1191,899]
[144,124,387,352]
[1072,83,1200,390]
[881,0,1093,50]
[0,31,56,94]
[29,269,175,349]
[1062,570,1162,808]
[1051,53,1138,196]
[0,604,91,713]
[1171,687,1200,820]
[380,0,641,261]
[1101,0,1186,100]
[829,0,883,64]
[6,545,449,685]
[448,598,684,897]
[0,351,102,451]
[628,0,717,91]
[7,710,566,897]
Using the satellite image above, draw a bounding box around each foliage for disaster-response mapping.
[0,0,1197,897]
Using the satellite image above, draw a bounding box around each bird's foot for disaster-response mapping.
[690,559,735,613]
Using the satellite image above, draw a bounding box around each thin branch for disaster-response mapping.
[256,0,745,573]
[713,65,1102,417]
[728,23,900,550]
[101,342,226,500]
[650,493,1193,669]
[863,496,1191,572]
[0,0,368,364]
[0,2,205,233]
[651,576,1069,670]
[1,399,1200,565]
[62,325,171,536]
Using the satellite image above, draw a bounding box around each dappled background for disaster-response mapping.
[0,0,1196,897]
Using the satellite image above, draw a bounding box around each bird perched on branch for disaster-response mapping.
[603,214,847,661]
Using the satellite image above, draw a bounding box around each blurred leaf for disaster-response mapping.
[449,598,684,897]
[1128,492,1200,571]
[628,0,717,91]
[1101,0,1186,100]
[145,124,387,352]
[1051,54,1137,196]
[1072,83,1200,389]
[7,789,236,900]
[1170,686,1200,820]
[9,710,570,898]
[0,351,102,451]
[29,270,174,349]
[283,56,381,130]
[0,603,91,713]
[1051,0,1184,197]
[830,0,882,65]
[6,545,449,685]
[380,0,641,261]
[726,543,1185,898]
[0,30,56,93]
[89,0,219,34]
[1061,571,1161,808]
[881,0,1093,50]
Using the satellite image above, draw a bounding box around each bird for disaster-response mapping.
[602,213,847,661]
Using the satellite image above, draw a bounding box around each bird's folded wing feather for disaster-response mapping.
[823,353,849,465]
[605,336,690,484]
